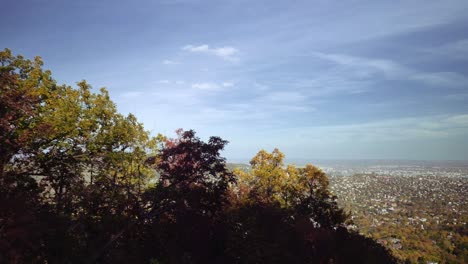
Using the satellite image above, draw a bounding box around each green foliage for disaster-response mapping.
[0,49,162,262]
[234,149,348,228]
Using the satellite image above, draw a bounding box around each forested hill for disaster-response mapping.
[1,49,397,263]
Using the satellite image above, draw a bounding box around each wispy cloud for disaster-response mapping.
[444,39,468,55]
[191,82,221,91]
[313,52,467,87]
[191,81,235,91]
[222,82,234,87]
[246,113,468,160]
[313,52,410,79]
[157,79,186,85]
[270,114,468,145]
[444,92,468,101]
[182,44,240,61]
[446,114,468,125]
[410,72,468,87]
[253,82,270,91]
[162,59,179,65]
[257,91,307,104]
[428,39,468,60]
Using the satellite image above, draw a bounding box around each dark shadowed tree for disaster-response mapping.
[143,129,235,264]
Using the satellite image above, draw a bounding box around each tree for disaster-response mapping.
[0,49,162,263]
[233,148,347,227]
[142,129,235,263]
[0,48,54,177]
[227,149,396,263]
[0,48,56,263]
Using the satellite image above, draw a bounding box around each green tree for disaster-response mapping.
[0,49,162,263]
[234,148,347,228]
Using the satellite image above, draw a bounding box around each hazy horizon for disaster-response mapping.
[2,0,468,160]
[227,157,468,165]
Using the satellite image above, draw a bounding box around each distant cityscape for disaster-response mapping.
[322,161,467,263]
[229,159,468,177]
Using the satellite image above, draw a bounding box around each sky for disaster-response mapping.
[2,0,468,161]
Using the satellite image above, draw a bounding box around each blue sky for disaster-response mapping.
[2,0,468,160]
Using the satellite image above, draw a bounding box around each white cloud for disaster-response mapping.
[191,81,235,91]
[157,80,186,85]
[162,59,179,65]
[182,44,240,61]
[222,82,234,87]
[213,47,238,58]
[191,82,221,91]
[183,44,210,52]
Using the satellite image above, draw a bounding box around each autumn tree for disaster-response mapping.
[143,129,235,263]
[227,149,395,263]
[0,48,55,177]
[0,49,56,263]
[0,49,161,263]
[233,148,347,227]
